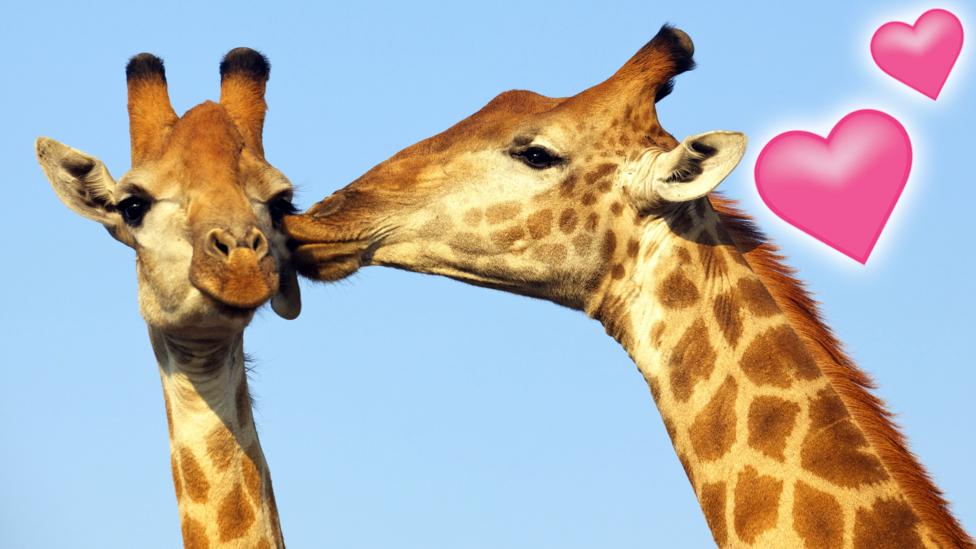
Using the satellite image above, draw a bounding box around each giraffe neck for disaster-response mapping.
[587,202,951,548]
[150,328,284,548]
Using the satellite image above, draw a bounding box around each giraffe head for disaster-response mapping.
[37,49,301,334]
[286,26,746,309]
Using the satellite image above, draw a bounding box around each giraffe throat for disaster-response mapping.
[152,329,284,548]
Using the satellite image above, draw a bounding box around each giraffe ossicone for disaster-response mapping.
[286,25,973,548]
[36,47,297,547]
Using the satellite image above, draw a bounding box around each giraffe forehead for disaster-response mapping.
[398,91,563,157]
[135,155,257,219]
[395,88,625,161]
[127,103,286,210]
[165,104,245,175]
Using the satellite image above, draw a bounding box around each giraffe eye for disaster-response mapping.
[514,146,563,170]
[267,194,298,227]
[117,197,151,226]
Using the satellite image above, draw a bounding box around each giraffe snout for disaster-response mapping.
[190,225,279,309]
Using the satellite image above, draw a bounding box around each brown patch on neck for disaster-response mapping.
[793,481,844,548]
[733,465,782,544]
[206,424,237,471]
[739,325,820,387]
[700,481,728,546]
[736,278,779,317]
[242,441,265,504]
[171,455,183,500]
[217,482,256,542]
[801,389,889,487]
[854,498,926,549]
[178,446,211,503]
[181,515,210,549]
[709,195,973,548]
[712,290,743,347]
[747,395,800,461]
[688,375,738,461]
[667,319,717,402]
[657,268,699,309]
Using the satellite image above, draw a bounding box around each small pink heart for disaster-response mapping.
[871,8,964,99]
[755,110,912,264]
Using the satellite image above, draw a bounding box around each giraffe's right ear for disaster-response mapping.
[35,137,126,241]
[626,131,747,211]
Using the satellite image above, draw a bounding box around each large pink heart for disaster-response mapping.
[871,8,964,99]
[754,110,912,264]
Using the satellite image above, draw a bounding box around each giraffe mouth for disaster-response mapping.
[283,213,376,281]
[290,241,368,281]
[190,247,279,309]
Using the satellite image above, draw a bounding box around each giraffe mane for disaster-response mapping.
[709,194,973,548]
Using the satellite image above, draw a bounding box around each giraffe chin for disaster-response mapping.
[291,242,365,281]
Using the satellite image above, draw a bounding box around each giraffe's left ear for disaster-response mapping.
[628,131,747,209]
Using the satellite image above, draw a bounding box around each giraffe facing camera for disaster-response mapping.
[36,48,297,547]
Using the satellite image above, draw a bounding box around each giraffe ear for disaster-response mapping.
[629,131,747,209]
[35,137,129,243]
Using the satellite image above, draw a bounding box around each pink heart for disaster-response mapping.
[754,110,912,264]
[871,8,964,99]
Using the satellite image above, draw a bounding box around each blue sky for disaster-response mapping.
[1,1,973,547]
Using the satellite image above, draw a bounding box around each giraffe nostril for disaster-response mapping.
[206,229,237,259]
[245,228,270,259]
[205,228,270,260]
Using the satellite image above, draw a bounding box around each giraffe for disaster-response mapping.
[284,26,973,548]
[35,48,300,547]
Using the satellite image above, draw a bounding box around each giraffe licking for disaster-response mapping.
[285,26,973,548]
[36,49,299,547]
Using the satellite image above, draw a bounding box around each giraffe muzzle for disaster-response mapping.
[282,203,374,282]
[190,227,279,309]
